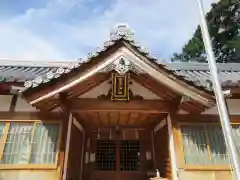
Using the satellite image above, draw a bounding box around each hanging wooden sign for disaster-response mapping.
[111,73,129,101]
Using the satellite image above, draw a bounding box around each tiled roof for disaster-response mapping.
[0,24,239,92]
[164,62,240,90]
[0,60,77,84]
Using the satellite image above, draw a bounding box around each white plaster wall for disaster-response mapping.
[203,99,240,115]
[130,80,161,99]
[79,79,161,99]
[15,97,38,112]
[0,95,12,111]
[80,79,110,98]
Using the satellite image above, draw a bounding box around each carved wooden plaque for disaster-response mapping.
[111,73,129,101]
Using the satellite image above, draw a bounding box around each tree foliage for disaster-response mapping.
[171,0,240,63]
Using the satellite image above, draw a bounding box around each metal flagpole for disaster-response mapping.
[195,0,240,179]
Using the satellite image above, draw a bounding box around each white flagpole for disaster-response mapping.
[195,0,240,179]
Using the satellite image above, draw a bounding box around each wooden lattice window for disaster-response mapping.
[0,121,60,167]
[180,124,240,165]
[120,140,140,171]
[95,140,116,171]
[95,140,141,171]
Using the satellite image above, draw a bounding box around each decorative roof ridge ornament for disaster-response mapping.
[111,24,153,59]
[110,24,135,42]
[99,24,150,74]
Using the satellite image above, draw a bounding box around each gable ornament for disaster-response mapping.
[114,58,130,75]
[100,57,145,74]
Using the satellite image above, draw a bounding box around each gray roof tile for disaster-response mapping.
[0,60,78,83]
[164,62,240,90]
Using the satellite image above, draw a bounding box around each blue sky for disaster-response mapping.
[0,0,219,61]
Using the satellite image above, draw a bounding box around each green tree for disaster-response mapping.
[172,0,240,63]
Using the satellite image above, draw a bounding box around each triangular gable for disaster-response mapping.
[22,25,215,110]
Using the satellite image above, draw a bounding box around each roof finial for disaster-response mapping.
[110,23,134,41]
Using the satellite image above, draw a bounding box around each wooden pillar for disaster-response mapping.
[80,131,85,180]
[167,113,178,180]
[58,109,69,180]
[59,93,87,180]
[62,113,73,180]
[73,118,85,180]
[151,130,156,168]
[167,99,182,180]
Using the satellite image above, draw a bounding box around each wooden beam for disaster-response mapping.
[179,101,207,114]
[10,95,18,112]
[89,124,153,129]
[67,98,172,113]
[59,93,69,111]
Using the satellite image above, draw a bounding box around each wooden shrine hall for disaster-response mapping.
[0,25,240,180]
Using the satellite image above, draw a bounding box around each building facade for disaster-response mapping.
[0,25,240,180]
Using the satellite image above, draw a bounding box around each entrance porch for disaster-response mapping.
[66,98,172,180]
